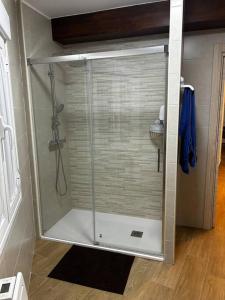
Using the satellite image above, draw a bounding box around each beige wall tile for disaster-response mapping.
[168,41,182,75]
[65,52,167,219]
[165,215,176,244]
[169,5,183,41]
[167,105,179,135]
[166,134,178,163]
[164,240,175,264]
[164,0,183,263]
[167,74,181,105]
[166,162,177,191]
[165,190,176,217]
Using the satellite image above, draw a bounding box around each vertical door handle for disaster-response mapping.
[158,148,160,172]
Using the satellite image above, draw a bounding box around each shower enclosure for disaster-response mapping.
[28,45,168,260]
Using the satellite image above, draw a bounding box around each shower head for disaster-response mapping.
[56,104,64,113]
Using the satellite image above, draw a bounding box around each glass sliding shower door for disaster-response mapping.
[88,52,167,255]
[30,61,95,245]
[28,46,167,259]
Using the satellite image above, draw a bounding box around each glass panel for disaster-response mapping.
[90,53,167,255]
[30,61,95,245]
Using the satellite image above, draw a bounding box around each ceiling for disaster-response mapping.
[23,0,164,19]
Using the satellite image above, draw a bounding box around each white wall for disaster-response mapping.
[177,29,225,228]
[0,0,35,287]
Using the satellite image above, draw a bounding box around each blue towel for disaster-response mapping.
[179,87,197,174]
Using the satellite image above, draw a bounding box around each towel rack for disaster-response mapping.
[180,76,194,91]
[181,84,195,91]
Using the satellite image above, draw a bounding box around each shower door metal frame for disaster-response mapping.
[27,45,168,65]
[27,45,168,262]
[85,59,97,245]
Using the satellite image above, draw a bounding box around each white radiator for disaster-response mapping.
[0,273,28,300]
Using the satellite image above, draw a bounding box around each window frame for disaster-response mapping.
[0,0,21,254]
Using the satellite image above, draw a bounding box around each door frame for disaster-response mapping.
[203,44,225,229]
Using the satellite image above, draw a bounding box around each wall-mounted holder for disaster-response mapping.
[149,120,164,138]
[180,76,194,91]
[149,105,165,138]
[149,105,165,173]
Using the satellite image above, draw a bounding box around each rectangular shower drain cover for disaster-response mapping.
[131,231,143,238]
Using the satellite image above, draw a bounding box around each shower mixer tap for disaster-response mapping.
[50,115,66,151]
[49,138,66,151]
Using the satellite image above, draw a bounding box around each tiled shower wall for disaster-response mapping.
[65,53,168,219]
[65,62,93,214]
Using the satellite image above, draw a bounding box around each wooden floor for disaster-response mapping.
[29,153,225,299]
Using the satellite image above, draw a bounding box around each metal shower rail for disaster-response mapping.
[27,45,168,65]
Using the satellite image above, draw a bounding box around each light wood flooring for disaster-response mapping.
[29,153,225,299]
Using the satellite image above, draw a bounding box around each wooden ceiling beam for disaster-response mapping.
[51,0,225,45]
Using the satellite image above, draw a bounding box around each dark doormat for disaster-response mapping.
[48,245,134,294]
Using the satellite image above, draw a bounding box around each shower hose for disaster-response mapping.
[55,139,68,196]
